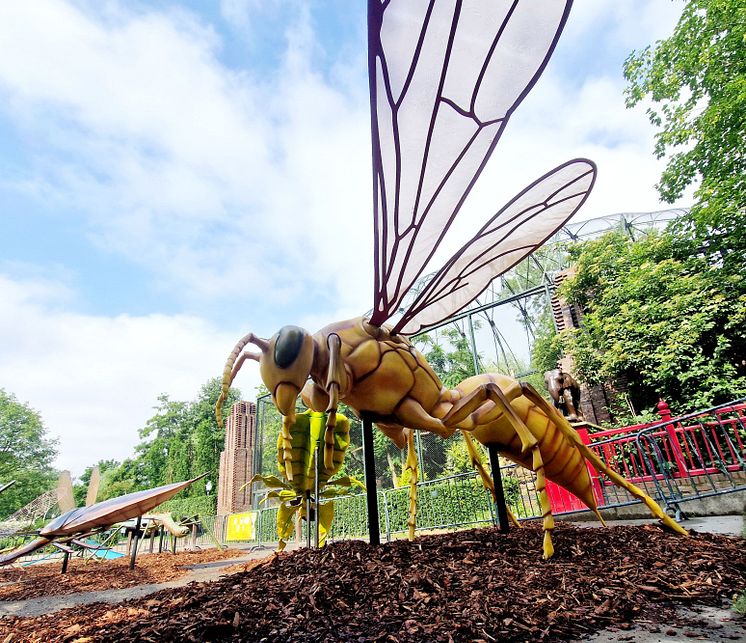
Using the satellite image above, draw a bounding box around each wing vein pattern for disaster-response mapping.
[368,0,574,326]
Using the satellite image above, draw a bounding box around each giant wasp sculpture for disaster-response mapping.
[217,0,686,558]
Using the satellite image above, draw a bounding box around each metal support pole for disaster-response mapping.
[487,445,510,532]
[129,516,142,570]
[314,443,320,548]
[361,415,380,545]
[305,491,312,549]
[61,550,70,574]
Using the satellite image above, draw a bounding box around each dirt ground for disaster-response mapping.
[0,547,244,601]
[0,523,744,642]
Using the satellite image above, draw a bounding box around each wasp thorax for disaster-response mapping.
[260,325,315,417]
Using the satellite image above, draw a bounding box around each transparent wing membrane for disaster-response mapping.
[368,0,573,325]
[393,159,597,336]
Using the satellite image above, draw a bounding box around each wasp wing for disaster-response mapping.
[56,470,76,513]
[393,159,596,336]
[368,0,573,325]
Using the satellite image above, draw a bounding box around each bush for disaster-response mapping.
[155,494,216,519]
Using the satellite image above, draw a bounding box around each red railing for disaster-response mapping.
[545,399,746,512]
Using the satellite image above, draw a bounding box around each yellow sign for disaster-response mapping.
[226,511,258,541]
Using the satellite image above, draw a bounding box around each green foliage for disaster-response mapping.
[414,324,480,387]
[531,328,563,376]
[132,377,240,493]
[443,438,481,476]
[73,459,119,505]
[329,475,520,538]
[624,0,746,277]
[0,390,58,518]
[734,592,746,616]
[559,230,746,414]
[155,494,216,519]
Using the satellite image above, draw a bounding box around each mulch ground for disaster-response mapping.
[0,547,244,601]
[0,524,744,642]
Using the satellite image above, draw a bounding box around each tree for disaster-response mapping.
[414,324,480,388]
[624,0,746,273]
[135,394,190,490]
[114,378,243,496]
[73,459,119,506]
[559,230,746,415]
[189,378,241,495]
[0,390,58,518]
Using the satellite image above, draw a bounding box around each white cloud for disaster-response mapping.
[0,0,372,313]
[0,273,261,476]
[0,0,689,319]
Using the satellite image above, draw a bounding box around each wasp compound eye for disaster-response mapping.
[274,326,306,368]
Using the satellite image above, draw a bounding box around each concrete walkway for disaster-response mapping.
[568,514,745,538]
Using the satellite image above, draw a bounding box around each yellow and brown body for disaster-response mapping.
[452,373,597,512]
[218,316,687,557]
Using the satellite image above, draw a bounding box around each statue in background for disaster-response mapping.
[544,364,584,422]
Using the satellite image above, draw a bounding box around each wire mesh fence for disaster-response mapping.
[228,399,746,549]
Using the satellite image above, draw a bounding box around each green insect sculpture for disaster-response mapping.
[251,410,364,550]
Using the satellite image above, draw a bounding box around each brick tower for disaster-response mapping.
[217,401,257,515]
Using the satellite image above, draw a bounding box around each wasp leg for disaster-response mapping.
[395,397,457,438]
[520,383,688,536]
[404,429,418,540]
[444,383,553,557]
[322,333,348,470]
[460,430,520,528]
[442,382,536,452]
[532,445,555,558]
[280,416,295,481]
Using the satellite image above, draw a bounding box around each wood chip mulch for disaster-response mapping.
[0,547,244,601]
[1,524,744,642]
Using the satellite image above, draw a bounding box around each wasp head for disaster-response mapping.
[261,325,315,422]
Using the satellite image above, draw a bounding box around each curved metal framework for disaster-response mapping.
[410,208,687,374]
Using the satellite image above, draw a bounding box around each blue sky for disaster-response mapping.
[0,0,689,476]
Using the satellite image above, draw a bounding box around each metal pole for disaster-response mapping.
[487,445,510,532]
[314,443,320,548]
[129,516,142,570]
[305,491,311,549]
[61,550,70,574]
[382,489,391,542]
[361,415,381,545]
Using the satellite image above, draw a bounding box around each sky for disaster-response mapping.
[0,0,691,477]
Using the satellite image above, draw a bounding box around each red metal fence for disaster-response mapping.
[545,398,746,517]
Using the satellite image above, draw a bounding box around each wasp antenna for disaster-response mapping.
[249,334,270,352]
[216,332,268,426]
